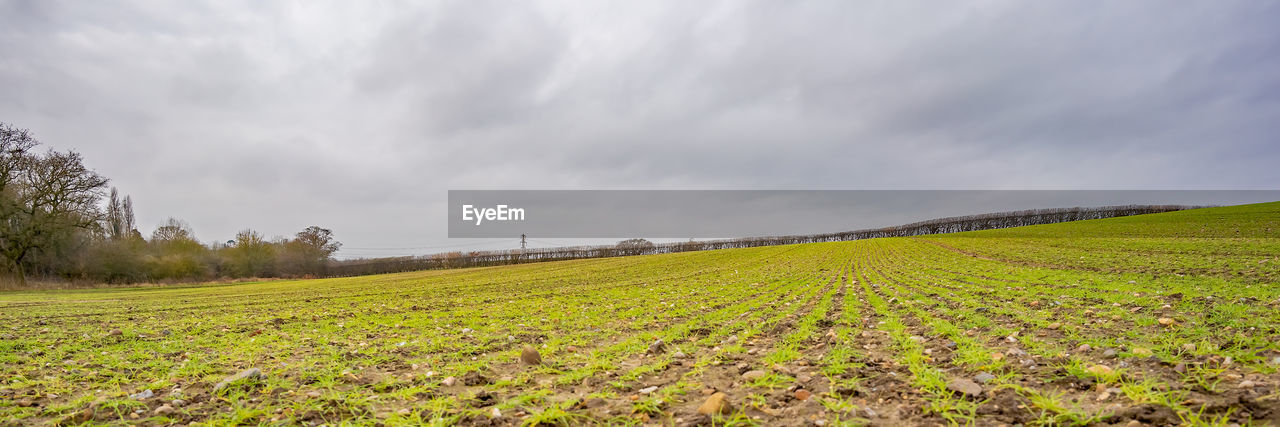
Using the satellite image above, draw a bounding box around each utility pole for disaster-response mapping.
[520,234,527,249]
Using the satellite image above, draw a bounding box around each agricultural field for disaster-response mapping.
[3,202,1280,426]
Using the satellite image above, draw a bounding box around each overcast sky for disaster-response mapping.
[1,1,1277,258]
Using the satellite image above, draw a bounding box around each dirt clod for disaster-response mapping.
[520,345,542,365]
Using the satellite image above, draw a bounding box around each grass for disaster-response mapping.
[2,201,1278,425]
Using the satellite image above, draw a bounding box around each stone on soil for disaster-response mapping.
[1087,365,1114,376]
[214,368,263,392]
[697,392,730,415]
[946,378,983,397]
[742,370,766,381]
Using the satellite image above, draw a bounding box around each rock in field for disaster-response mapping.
[946,379,983,397]
[794,389,812,401]
[647,339,665,354]
[742,370,767,381]
[1087,365,1114,376]
[698,392,730,415]
[638,386,659,395]
[974,372,996,384]
[1158,317,1176,326]
[441,376,457,387]
[129,389,154,400]
[520,345,542,365]
[214,368,263,392]
[153,404,174,416]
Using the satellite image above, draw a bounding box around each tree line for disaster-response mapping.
[0,123,341,287]
[329,204,1194,276]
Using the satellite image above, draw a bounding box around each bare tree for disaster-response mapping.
[0,123,109,284]
[225,229,274,277]
[295,226,341,258]
[122,194,135,237]
[615,238,655,256]
[151,217,195,243]
[103,187,138,240]
[280,226,341,275]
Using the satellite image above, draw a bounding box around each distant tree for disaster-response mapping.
[146,217,210,280]
[151,217,195,243]
[295,226,341,259]
[0,123,109,284]
[104,187,138,240]
[615,238,655,256]
[224,229,275,277]
[279,226,341,276]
